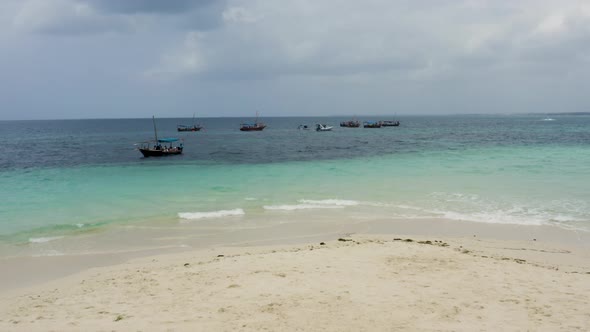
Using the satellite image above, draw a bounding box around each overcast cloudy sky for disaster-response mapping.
[0,0,589,120]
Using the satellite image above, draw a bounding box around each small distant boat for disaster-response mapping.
[380,120,400,127]
[363,121,382,128]
[298,124,310,130]
[177,113,203,132]
[138,116,184,157]
[340,120,360,128]
[240,112,266,131]
[177,124,202,132]
[316,124,333,131]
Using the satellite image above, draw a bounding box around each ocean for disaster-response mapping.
[1,114,589,256]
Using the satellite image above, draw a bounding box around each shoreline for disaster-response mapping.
[1,232,589,331]
[1,217,589,293]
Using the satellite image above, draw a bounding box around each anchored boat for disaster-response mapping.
[380,120,400,127]
[177,113,203,132]
[138,116,184,157]
[363,121,382,128]
[316,124,333,131]
[240,112,266,131]
[340,120,360,128]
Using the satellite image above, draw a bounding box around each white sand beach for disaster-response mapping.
[1,231,589,331]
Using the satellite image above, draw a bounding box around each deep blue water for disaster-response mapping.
[0,115,588,170]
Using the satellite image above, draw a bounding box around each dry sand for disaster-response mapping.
[1,235,589,331]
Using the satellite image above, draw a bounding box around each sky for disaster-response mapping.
[0,0,589,120]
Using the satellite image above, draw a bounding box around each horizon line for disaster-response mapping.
[1,112,588,122]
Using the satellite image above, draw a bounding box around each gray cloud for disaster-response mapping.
[1,0,589,120]
[85,0,215,14]
[11,0,227,35]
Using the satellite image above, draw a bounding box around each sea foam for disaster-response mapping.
[264,198,360,211]
[178,209,245,220]
[263,204,345,211]
[298,199,360,206]
[29,236,64,244]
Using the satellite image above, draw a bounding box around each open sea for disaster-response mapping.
[1,114,589,256]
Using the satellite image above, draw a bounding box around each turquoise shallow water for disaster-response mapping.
[0,115,589,252]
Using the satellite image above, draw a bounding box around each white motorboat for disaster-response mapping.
[316,124,333,131]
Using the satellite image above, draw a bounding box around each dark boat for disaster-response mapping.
[340,120,361,128]
[240,112,266,131]
[138,116,184,157]
[363,121,382,128]
[177,125,202,132]
[138,139,183,157]
[380,120,400,127]
[177,113,203,132]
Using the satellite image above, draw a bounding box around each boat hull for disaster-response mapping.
[139,148,183,158]
[177,127,202,132]
[316,125,333,131]
[240,125,266,131]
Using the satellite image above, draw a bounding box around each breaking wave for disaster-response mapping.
[178,209,245,220]
[263,204,345,211]
[264,198,361,211]
[29,236,64,244]
[298,199,360,206]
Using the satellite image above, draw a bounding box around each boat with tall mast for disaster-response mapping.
[240,112,266,131]
[177,113,203,132]
[138,116,184,157]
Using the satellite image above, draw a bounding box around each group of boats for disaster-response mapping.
[139,113,400,157]
[176,112,267,132]
[140,113,268,157]
[340,119,400,128]
[297,119,400,131]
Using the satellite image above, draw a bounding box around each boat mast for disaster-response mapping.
[152,115,159,142]
[255,111,259,124]
[192,112,196,126]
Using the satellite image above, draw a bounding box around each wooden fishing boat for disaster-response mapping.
[380,120,400,127]
[177,125,202,132]
[240,112,266,131]
[340,120,361,128]
[178,113,203,131]
[138,116,184,157]
[363,121,382,128]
